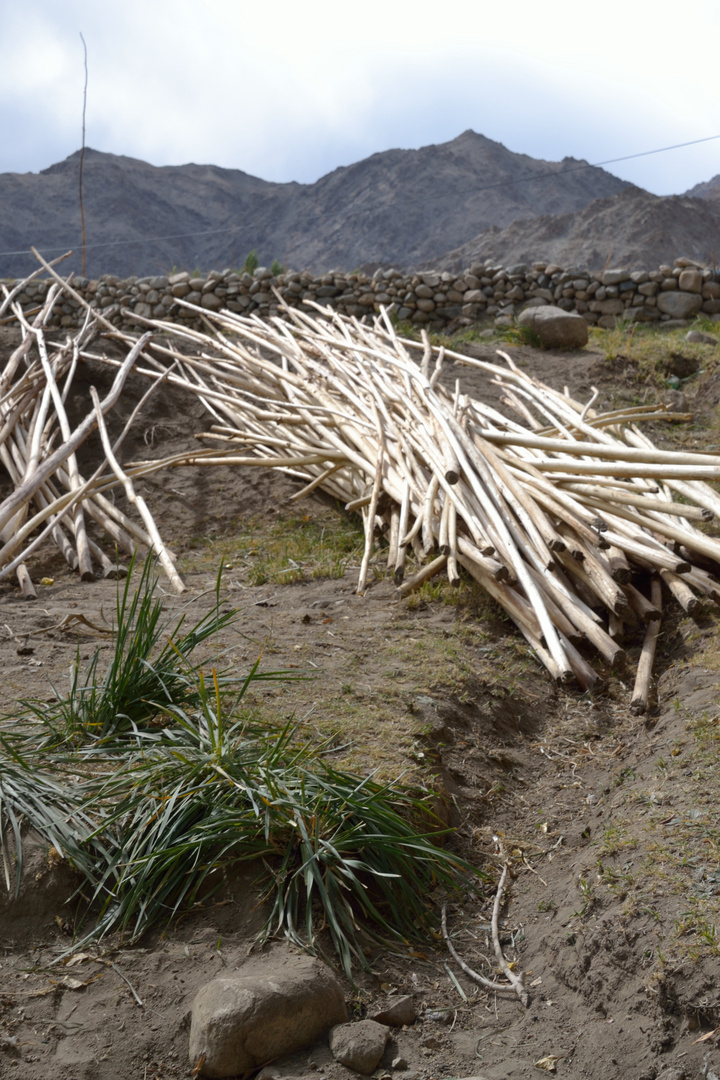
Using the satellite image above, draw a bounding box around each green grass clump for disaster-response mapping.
[182,509,365,586]
[0,557,485,976]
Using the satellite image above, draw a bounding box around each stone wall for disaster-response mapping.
[5,256,720,334]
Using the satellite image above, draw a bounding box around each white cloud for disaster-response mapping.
[0,0,718,193]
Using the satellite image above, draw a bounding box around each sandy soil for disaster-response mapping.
[1,326,719,1080]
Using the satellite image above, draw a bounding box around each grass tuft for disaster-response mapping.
[0,556,486,976]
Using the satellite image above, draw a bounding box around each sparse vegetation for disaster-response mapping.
[0,557,485,976]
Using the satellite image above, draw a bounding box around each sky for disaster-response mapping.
[2,0,719,195]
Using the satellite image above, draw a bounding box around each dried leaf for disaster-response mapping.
[57,975,88,990]
[64,952,95,968]
[692,1025,719,1044]
[535,1056,559,1072]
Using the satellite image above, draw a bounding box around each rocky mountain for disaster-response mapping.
[0,131,629,278]
[433,187,720,273]
[684,174,720,200]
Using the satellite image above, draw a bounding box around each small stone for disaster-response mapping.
[677,269,703,294]
[392,1057,409,1070]
[424,1009,454,1024]
[329,1020,389,1075]
[655,1069,686,1080]
[201,292,224,310]
[685,330,718,345]
[663,389,687,413]
[370,996,416,1027]
[602,268,630,285]
[168,271,190,286]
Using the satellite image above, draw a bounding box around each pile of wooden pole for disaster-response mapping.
[0,261,184,595]
[5,255,720,709]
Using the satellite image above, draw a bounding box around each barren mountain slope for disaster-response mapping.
[0,131,628,278]
[685,173,720,200]
[433,186,720,272]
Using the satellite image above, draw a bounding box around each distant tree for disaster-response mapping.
[270,259,285,277]
[244,250,259,275]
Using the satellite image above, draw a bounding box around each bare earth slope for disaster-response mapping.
[0,131,628,278]
[1,327,719,1079]
[434,186,720,272]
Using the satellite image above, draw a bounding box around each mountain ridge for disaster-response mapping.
[432,187,720,273]
[0,131,629,277]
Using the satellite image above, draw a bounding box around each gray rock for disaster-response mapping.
[656,291,703,319]
[168,271,190,286]
[602,268,630,285]
[517,305,588,348]
[678,269,703,294]
[201,292,224,310]
[329,1020,389,1075]
[370,996,416,1027]
[624,305,660,323]
[189,956,347,1079]
[655,1069,686,1080]
[663,389,688,412]
[685,330,718,345]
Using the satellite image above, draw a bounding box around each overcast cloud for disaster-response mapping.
[2,0,719,194]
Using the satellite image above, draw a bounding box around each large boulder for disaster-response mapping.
[517,305,588,348]
[189,955,347,1079]
[656,291,703,319]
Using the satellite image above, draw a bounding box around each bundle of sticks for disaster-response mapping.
[4,255,720,710]
[0,261,184,595]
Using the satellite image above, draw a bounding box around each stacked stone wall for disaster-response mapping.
[5,256,720,334]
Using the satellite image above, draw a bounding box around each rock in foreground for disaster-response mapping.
[329,1020,390,1074]
[189,955,347,1079]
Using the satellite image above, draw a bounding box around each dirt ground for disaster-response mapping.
[1,324,719,1080]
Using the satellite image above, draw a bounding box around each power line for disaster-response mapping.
[0,132,718,260]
